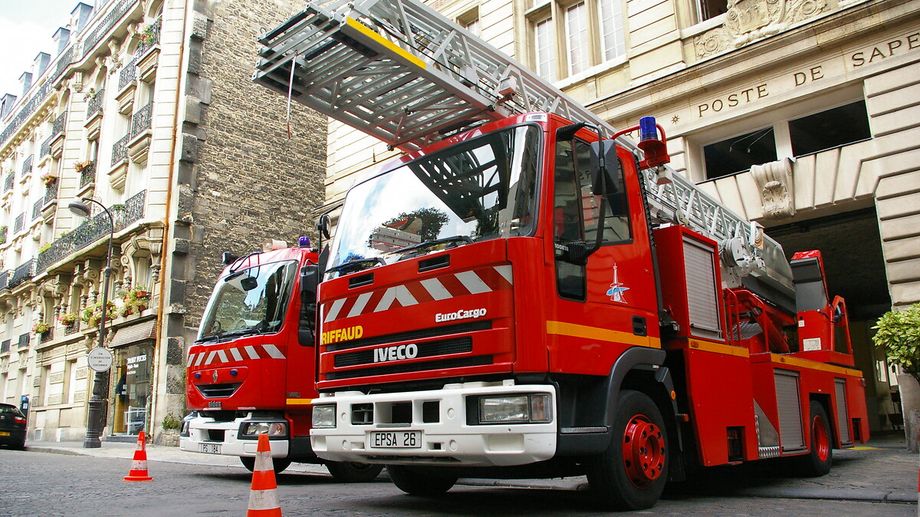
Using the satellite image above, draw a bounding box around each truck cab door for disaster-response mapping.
[547,134,660,375]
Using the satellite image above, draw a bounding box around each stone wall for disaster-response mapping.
[153,0,326,437]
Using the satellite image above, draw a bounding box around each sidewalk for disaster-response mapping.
[26,433,917,504]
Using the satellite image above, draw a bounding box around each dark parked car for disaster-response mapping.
[0,403,27,449]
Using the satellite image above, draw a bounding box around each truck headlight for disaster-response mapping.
[240,421,288,437]
[312,404,336,428]
[477,394,552,424]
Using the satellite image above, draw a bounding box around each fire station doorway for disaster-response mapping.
[766,207,895,433]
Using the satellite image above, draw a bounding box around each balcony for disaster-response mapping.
[35,189,146,275]
[117,58,137,115]
[40,134,53,160]
[9,259,34,289]
[0,270,7,290]
[77,162,97,198]
[3,173,13,192]
[21,155,34,185]
[136,17,161,83]
[17,333,29,349]
[13,213,24,234]
[40,328,54,344]
[127,102,153,166]
[109,134,130,189]
[81,0,139,61]
[42,182,59,223]
[32,199,43,222]
[85,88,105,141]
[50,113,67,159]
[0,339,9,355]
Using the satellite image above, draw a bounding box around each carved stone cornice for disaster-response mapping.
[751,158,796,218]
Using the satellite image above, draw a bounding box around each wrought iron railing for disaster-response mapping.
[136,16,161,57]
[64,321,80,336]
[18,333,30,349]
[0,339,9,354]
[130,102,153,138]
[13,213,24,234]
[53,46,74,83]
[44,181,59,205]
[3,173,13,192]
[22,155,33,177]
[40,135,53,158]
[0,271,8,291]
[32,199,43,221]
[40,328,54,344]
[52,112,66,136]
[87,88,105,119]
[9,259,34,288]
[112,134,129,163]
[81,0,139,61]
[35,189,146,274]
[0,79,53,148]
[119,57,137,90]
[79,162,97,188]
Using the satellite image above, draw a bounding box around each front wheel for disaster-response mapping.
[794,401,833,477]
[240,456,292,474]
[326,462,383,482]
[386,466,457,496]
[587,389,668,511]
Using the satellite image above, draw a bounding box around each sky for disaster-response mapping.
[0,0,83,100]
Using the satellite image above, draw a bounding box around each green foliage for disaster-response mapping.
[383,207,449,242]
[872,302,920,383]
[162,413,181,431]
[38,242,52,253]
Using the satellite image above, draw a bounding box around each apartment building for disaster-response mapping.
[0,0,325,444]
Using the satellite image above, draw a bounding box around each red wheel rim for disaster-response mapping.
[622,413,665,487]
[813,413,830,462]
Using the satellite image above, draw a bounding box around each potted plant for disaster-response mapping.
[873,302,920,451]
[123,285,150,314]
[140,22,158,48]
[58,312,77,327]
[74,159,93,172]
[32,321,51,335]
[40,172,57,186]
[38,242,52,254]
[82,301,117,328]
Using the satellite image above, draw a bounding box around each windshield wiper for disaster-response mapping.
[395,235,472,259]
[325,257,386,276]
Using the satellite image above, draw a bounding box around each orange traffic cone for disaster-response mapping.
[247,434,282,516]
[123,431,153,482]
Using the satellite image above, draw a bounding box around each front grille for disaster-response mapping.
[327,355,492,379]
[196,383,241,398]
[334,337,472,367]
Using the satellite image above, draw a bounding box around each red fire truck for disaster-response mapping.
[179,240,382,482]
[253,0,869,509]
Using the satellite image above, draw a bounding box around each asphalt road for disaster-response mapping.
[0,448,915,516]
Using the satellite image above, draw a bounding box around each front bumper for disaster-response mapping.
[310,382,557,467]
[179,413,289,458]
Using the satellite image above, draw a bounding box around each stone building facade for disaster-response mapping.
[323,0,918,431]
[0,0,324,444]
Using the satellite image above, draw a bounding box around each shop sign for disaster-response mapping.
[87,347,114,373]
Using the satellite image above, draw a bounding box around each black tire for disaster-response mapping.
[386,466,457,496]
[325,462,383,482]
[587,389,668,511]
[795,401,833,477]
[240,456,292,474]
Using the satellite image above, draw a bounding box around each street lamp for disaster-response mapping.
[69,198,115,449]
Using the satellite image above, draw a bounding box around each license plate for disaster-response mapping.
[369,431,421,449]
[0,431,9,437]
[199,443,221,454]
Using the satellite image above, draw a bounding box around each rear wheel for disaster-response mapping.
[386,466,457,496]
[587,389,668,511]
[240,456,292,474]
[325,462,383,482]
[795,401,832,477]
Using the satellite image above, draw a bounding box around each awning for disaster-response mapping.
[109,319,157,349]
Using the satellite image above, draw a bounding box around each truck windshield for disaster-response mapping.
[328,125,540,275]
[197,260,298,342]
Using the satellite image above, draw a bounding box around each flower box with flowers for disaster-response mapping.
[82,301,117,328]
[74,160,93,173]
[58,313,78,326]
[40,173,57,186]
[32,321,51,335]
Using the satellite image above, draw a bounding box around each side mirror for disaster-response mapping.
[590,140,618,196]
[299,265,320,346]
[317,214,331,240]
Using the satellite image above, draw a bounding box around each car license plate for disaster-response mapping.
[369,431,421,449]
[199,443,221,454]
[0,431,9,437]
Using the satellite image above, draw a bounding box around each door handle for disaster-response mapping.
[632,316,647,336]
